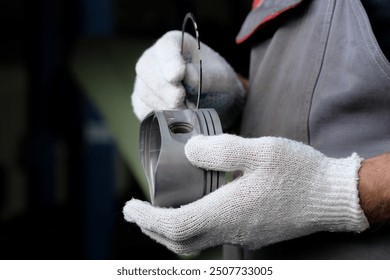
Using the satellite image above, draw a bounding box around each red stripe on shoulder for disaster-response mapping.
[252,0,263,9]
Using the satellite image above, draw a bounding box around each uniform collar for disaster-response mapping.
[236,0,305,44]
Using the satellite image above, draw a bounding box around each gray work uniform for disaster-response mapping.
[232,0,390,259]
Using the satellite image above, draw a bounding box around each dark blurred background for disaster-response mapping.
[0,0,251,259]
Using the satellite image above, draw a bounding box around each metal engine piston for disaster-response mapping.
[139,109,225,207]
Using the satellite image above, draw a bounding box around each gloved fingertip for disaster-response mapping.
[122,200,135,222]
[122,199,151,222]
[184,134,246,171]
[185,134,230,153]
[185,135,208,152]
[184,135,218,167]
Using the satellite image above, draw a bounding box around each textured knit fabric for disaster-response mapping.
[131,31,245,130]
[123,134,368,255]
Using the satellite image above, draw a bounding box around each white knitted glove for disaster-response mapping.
[123,135,369,255]
[131,31,245,129]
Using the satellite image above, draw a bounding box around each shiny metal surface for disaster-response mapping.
[139,109,224,207]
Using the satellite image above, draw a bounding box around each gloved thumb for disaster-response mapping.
[184,134,252,172]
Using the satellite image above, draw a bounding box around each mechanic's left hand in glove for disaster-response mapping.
[123,134,369,255]
[131,31,246,130]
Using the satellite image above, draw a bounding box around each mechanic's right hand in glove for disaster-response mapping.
[131,31,246,130]
[123,134,369,255]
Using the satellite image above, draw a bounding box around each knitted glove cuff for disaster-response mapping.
[305,153,369,233]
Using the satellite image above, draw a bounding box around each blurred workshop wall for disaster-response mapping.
[0,0,28,222]
[0,0,251,260]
